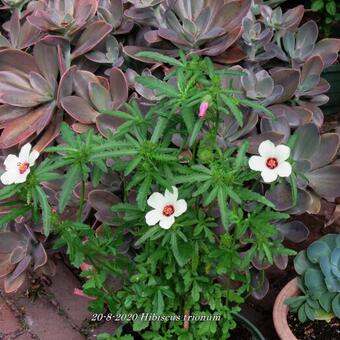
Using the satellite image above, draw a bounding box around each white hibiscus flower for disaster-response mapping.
[248,140,292,183]
[145,186,187,229]
[1,143,40,185]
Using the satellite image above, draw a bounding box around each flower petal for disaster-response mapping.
[14,169,30,184]
[277,161,292,177]
[164,186,178,201]
[145,209,161,226]
[249,156,265,171]
[261,169,278,183]
[0,171,16,185]
[19,143,32,161]
[28,150,40,165]
[275,145,290,161]
[4,154,19,169]
[147,192,164,209]
[259,140,275,157]
[159,216,175,229]
[198,102,209,118]
[174,199,187,217]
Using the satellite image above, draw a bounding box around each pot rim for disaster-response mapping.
[234,313,266,340]
[273,277,299,340]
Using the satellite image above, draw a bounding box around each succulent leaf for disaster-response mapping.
[289,235,340,322]
[307,241,331,263]
[304,268,327,297]
[332,295,340,318]
[126,0,251,58]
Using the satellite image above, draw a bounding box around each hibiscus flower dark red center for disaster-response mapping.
[266,157,278,169]
[163,204,174,216]
[17,162,29,174]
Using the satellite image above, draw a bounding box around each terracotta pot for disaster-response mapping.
[273,278,299,340]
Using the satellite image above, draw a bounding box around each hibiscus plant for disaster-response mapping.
[0,54,297,338]
[0,1,339,339]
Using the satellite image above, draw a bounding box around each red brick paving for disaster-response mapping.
[47,261,91,328]
[4,334,34,340]
[0,259,116,340]
[0,298,21,334]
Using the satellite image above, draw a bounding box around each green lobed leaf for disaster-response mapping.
[133,320,150,332]
[326,1,336,16]
[311,0,324,11]
[191,164,212,175]
[136,176,152,210]
[170,233,187,267]
[135,226,160,246]
[192,180,212,197]
[189,119,204,147]
[221,94,243,127]
[204,186,218,206]
[136,52,183,67]
[36,186,52,236]
[175,173,211,184]
[289,171,298,207]
[182,107,195,133]
[102,109,134,120]
[0,206,31,226]
[239,99,275,118]
[235,141,249,169]
[0,184,21,200]
[192,280,202,302]
[124,156,142,176]
[151,117,169,144]
[218,187,229,229]
[154,290,165,314]
[90,149,138,161]
[37,172,63,182]
[262,243,273,264]
[136,76,179,98]
[238,188,275,208]
[60,122,77,145]
[224,187,241,204]
[59,164,81,213]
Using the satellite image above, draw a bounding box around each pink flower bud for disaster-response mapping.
[198,101,209,118]
[73,288,96,300]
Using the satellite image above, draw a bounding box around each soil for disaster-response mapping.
[229,323,253,340]
[287,312,340,340]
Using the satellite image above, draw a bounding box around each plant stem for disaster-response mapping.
[86,258,121,304]
[184,309,190,330]
[77,179,85,222]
